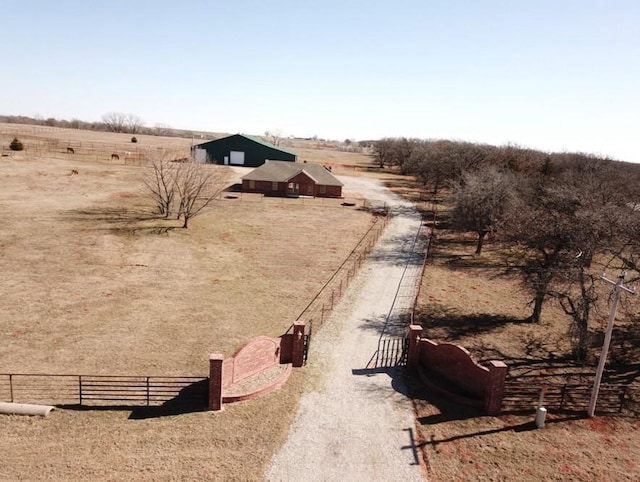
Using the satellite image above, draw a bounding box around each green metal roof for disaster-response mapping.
[240,134,299,157]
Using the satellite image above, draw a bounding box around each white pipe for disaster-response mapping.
[535,407,547,428]
[0,402,55,417]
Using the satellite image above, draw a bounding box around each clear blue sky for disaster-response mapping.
[3,1,639,162]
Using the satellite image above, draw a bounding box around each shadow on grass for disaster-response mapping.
[58,379,209,419]
[65,207,179,236]
[420,308,528,342]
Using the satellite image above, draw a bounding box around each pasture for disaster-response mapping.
[410,209,640,480]
[0,127,375,480]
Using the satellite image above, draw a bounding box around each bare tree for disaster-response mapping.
[102,112,128,133]
[501,159,624,329]
[371,138,396,169]
[174,162,230,228]
[265,129,284,146]
[125,114,144,134]
[102,112,144,134]
[449,167,519,255]
[143,154,177,218]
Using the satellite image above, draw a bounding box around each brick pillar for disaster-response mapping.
[292,321,306,368]
[208,354,224,411]
[484,360,507,415]
[407,325,423,372]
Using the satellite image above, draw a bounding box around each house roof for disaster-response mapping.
[242,161,343,186]
[196,134,298,157]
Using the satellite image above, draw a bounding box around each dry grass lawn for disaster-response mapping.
[410,206,640,481]
[0,131,375,480]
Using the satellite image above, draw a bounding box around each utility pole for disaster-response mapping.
[588,271,636,417]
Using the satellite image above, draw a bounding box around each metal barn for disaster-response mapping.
[193,134,297,167]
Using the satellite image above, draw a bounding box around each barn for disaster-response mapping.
[241,161,343,198]
[193,134,297,167]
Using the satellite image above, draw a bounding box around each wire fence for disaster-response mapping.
[0,133,171,165]
[295,213,390,333]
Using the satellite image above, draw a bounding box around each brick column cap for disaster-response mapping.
[488,360,507,368]
[209,353,224,361]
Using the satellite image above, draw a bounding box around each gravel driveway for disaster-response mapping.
[265,176,427,481]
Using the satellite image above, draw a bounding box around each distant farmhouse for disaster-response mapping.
[242,161,343,198]
[193,134,297,167]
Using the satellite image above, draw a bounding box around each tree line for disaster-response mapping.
[372,137,640,361]
[0,114,208,139]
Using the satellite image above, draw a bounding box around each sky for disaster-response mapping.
[3,1,640,162]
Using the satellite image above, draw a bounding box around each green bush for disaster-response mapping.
[131,136,138,143]
[9,137,24,151]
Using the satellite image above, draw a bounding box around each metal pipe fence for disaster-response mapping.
[0,373,207,407]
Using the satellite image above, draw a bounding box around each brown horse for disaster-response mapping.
[111,153,120,160]
[70,169,79,175]
[66,147,75,154]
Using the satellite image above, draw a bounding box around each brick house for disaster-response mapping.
[241,161,343,198]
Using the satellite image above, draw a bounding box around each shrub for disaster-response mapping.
[131,136,138,143]
[9,137,24,151]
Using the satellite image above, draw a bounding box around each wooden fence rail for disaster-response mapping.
[0,374,207,407]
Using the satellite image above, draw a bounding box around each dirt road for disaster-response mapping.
[265,176,427,481]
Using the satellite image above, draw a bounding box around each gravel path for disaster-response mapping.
[265,176,427,481]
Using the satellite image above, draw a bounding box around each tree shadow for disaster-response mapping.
[366,231,429,268]
[358,312,412,338]
[419,308,528,342]
[64,207,179,236]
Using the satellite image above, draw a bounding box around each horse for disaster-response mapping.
[111,153,120,160]
[66,147,75,154]
[70,169,79,175]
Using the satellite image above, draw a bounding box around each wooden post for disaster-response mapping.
[292,321,306,368]
[209,354,224,411]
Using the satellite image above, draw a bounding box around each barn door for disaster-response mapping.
[230,151,245,165]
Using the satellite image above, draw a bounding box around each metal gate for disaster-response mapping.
[374,337,409,368]
[303,323,313,365]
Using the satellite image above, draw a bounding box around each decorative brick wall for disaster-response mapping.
[208,322,306,411]
[407,325,507,415]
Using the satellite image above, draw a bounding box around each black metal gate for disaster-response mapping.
[302,322,313,365]
[374,337,409,368]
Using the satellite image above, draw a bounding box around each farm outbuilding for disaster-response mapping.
[193,134,297,167]
[241,161,343,198]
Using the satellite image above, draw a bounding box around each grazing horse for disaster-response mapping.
[111,153,120,160]
[70,169,79,175]
[66,147,75,154]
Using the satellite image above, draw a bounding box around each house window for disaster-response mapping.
[319,185,326,194]
[249,180,255,189]
[272,182,278,191]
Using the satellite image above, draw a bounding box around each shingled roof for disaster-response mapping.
[241,161,343,186]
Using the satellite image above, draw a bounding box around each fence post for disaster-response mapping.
[292,321,306,368]
[146,377,150,406]
[9,374,13,403]
[484,361,507,415]
[407,325,423,372]
[78,375,82,405]
[209,354,224,411]
[620,385,628,413]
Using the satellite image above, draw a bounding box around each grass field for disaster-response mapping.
[410,203,640,481]
[0,127,375,480]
